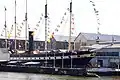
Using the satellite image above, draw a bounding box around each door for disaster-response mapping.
[98,60,103,67]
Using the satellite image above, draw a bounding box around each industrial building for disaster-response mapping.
[73,32,120,68]
[74,32,120,50]
[0,35,76,51]
[88,42,120,68]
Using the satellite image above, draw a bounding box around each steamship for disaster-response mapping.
[0,30,95,76]
[10,50,94,68]
[2,49,94,76]
[0,0,96,76]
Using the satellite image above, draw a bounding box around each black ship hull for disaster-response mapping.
[88,71,120,76]
[10,50,94,68]
[0,50,94,76]
[0,65,87,76]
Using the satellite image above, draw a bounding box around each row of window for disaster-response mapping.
[96,52,119,56]
[0,39,71,50]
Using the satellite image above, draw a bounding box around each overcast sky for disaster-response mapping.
[0,0,120,40]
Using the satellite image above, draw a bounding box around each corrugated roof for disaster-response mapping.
[81,32,120,41]
[87,44,120,51]
[54,35,76,42]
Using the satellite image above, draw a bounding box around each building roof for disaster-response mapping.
[75,32,120,41]
[0,35,76,42]
[54,35,76,42]
[85,43,120,52]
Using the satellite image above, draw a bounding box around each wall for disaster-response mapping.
[0,48,10,62]
[74,34,87,50]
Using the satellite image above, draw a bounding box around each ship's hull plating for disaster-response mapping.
[10,51,93,68]
[0,50,94,76]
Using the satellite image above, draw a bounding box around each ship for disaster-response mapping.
[0,48,95,76]
[0,0,95,76]
[10,50,94,68]
[0,49,94,76]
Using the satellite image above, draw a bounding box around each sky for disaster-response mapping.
[0,0,120,41]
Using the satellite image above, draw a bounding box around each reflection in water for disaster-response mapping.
[0,72,118,80]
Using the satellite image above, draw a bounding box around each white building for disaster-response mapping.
[87,42,120,68]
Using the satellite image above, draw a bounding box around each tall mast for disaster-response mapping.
[25,0,28,51]
[14,0,17,52]
[45,0,48,67]
[68,0,72,51]
[4,6,7,48]
[45,0,48,50]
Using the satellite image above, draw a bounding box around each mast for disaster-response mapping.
[4,6,7,48]
[45,0,48,50]
[25,0,28,51]
[69,0,73,69]
[68,0,72,51]
[14,0,17,53]
[45,0,48,67]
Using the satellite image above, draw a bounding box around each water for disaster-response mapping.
[0,72,119,80]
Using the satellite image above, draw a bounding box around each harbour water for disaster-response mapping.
[0,72,119,80]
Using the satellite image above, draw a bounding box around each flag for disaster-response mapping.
[72,14,74,17]
[8,33,11,38]
[57,25,60,27]
[21,22,24,25]
[41,13,43,16]
[23,19,25,22]
[36,24,39,27]
[34,28,37,30]
[47,39,50,43]
[72,28,74,30]
[31,32,35,35]
[62,16,64,20]
[67,8,70,11]
[50,32,54,39]
[52,32,54,34]
[48,31,50,33]
[64,12,66,15]
[38,21,40,23]
[50,34,53,38]
[92,3,95,6]
[4,6,7,11]
[48,20,50,23]
[72,18,74,20]
[90,0,93,3]
[60,21,63,24]
[40,17,42,20]
[55,28,58,32]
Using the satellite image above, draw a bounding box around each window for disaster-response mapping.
[81,42,86,46]
[96,52,119,56]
